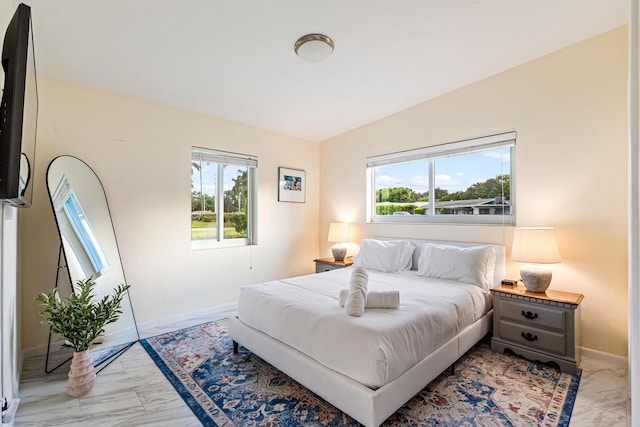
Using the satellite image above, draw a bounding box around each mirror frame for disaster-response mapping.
[45,155,139,371]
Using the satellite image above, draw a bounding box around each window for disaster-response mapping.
[51,177,110,278]
[367,132,515,225]
[191,147,257,248]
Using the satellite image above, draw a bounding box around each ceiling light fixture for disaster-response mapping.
[294,33,334,62]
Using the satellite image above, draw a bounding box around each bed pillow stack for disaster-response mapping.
[416,243,496,291]
[354,238,414,272]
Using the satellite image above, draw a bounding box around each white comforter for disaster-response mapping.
[237,268,491,389]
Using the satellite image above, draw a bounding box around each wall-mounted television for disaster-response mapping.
[0,3,38,207]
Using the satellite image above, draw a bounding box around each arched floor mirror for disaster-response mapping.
[45,155,138,372]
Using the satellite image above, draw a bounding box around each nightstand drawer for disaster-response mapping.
[499,299,565,331]
[314,257,353,273]
[499,320,566,355]
[316,263,342,273]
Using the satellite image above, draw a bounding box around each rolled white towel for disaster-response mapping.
[366,290,400,309]
[339,289,400,309]
[345,267,368,317]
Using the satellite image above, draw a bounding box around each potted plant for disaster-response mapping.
[35,277,130,397]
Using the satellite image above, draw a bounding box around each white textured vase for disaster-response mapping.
[520,264,553,293]
[67,350,96,397]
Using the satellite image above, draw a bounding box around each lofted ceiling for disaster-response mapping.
[23,0,628,142]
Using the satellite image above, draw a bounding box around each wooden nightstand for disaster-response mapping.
[313,257,353,273]
[490,284,583,375]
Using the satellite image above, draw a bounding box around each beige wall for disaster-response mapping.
[320,27,629,356]
[18,26,629,356]
[20,76,320,349]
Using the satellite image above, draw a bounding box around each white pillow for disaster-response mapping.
[417,243,496,290]
[354,239,415,272]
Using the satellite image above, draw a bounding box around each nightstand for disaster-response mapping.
[313,257,353,273]
[490,284,583,375]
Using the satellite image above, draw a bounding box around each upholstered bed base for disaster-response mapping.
[228,310,492,427]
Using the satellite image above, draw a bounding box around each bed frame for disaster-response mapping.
[228,239,506,427]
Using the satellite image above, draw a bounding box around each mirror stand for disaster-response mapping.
[44,243,138,374]
[43,244,72,374]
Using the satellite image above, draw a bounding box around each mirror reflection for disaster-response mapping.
[46,155,138,366]
[19,152,30,197]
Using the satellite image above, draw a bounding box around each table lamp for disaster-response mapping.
[327,222,349,261]
[511,227,561,293]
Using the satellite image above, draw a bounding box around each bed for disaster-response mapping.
[228,238,506,427]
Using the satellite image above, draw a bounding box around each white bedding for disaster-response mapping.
[237,268,491,389]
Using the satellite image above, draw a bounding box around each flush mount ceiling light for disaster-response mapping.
[294,33,334,62]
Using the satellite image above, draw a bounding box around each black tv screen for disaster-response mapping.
[0,3,38,207]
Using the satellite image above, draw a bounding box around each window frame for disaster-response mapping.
[191,147,258,250]
[366,132,516,225]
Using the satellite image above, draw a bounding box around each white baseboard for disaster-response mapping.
[23,303,239,360]
[136,302,238,338]
[1,397,20,427]
[580,346,628,369]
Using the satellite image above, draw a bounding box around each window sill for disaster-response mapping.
[370,215,515,226]
[191,238,250,251]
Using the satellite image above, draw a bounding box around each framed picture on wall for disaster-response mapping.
[278,167,305,203]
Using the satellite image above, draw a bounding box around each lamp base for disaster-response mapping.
[332,244,347,261]
[520,264,552,293]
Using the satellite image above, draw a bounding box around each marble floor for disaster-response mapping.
[570,352,629,427]
[14,308,630,427]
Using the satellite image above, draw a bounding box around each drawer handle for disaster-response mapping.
[521,310,539,320]
[521,332,538,342]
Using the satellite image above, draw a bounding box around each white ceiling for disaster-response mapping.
[24,0,628,142]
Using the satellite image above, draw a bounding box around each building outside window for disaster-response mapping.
[367,132,515,225]
[191,147,257,248]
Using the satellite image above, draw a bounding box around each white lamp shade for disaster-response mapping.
[327,222,349,243]
[511,227,561,264]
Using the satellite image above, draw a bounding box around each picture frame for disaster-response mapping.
[278,167,306,203]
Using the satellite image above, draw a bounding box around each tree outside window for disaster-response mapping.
[368,132,515,224]
[191,147,257,247]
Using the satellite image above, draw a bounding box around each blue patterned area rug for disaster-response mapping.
[141,319,580,427]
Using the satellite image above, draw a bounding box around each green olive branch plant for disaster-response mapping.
[35,278,131,352]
